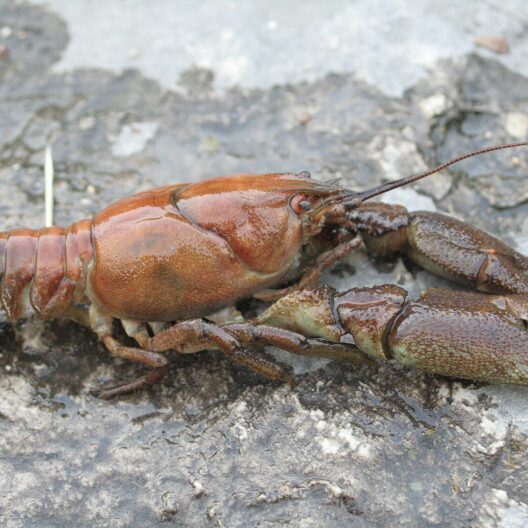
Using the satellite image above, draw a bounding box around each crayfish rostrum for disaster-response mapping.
[1,142,528,398]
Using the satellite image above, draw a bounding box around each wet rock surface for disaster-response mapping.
[1,2,528,527]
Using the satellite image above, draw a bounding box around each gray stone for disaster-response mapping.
[1,2,528,527]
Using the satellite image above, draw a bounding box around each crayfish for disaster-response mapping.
[1,142,528,398]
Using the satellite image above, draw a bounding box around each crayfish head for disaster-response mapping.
[289,177,361,241]
[173,171,350,276]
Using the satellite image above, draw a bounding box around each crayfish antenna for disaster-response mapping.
[345,140,528,206]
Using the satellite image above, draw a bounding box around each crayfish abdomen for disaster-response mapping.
[0,220,93,321]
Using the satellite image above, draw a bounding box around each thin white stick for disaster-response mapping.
[44,144,54,227]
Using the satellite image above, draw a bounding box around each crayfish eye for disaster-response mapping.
[290,193,313,214]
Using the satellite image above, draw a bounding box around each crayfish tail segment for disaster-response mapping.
[254,285,528,385]
[347,204,528,295]
[0,220,94,320]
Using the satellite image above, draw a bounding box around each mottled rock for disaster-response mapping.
[1,2,528,527]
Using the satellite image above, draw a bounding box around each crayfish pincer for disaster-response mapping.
[1,142,527,397]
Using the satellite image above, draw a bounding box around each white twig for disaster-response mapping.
[44,144,54,227]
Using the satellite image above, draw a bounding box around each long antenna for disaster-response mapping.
[355,140,528,204]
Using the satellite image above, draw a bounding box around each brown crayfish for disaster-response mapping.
[1,142,528,398]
